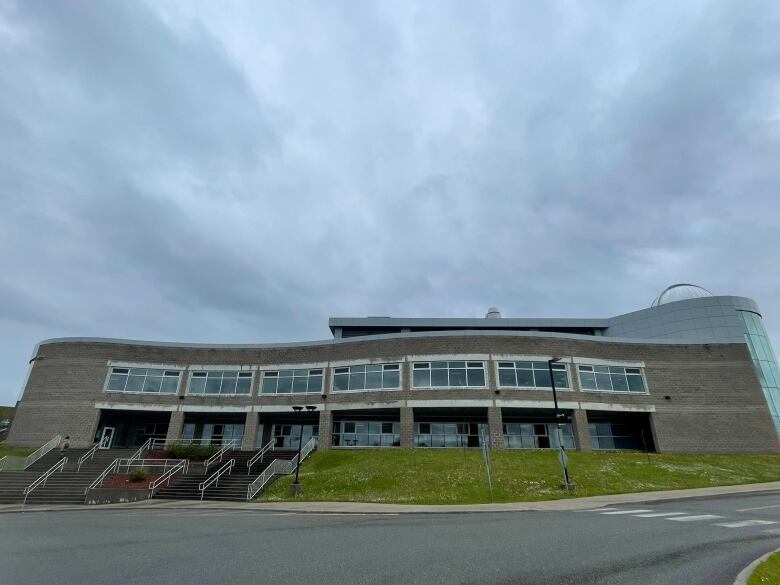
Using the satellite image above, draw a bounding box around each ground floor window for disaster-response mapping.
[414,422,486,448]
[272,424,319,448]
[181,422,244,446]
[589,422,642,450]
[332,421,400,447]
[503,423,574,449]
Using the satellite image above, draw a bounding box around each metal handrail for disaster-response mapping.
[247,440,275,475]
[198,459,234,500]
[128,438,152,463]
[0,456,6,472]
[148,460,189,493]
[115,458,184,473]
[77,436,109,471]
[24,435,61,469]
[85,458,119,495]
[246,437,317,500]
[204,440,237,473]
[23,457,67,505]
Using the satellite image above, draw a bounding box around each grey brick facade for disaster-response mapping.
[7,332,780,455]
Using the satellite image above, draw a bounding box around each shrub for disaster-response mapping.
[168,444,220,461]
[128,467,148,482]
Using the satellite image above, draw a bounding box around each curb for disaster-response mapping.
[734,547,780,585]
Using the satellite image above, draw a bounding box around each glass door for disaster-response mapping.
[99,426,115,449]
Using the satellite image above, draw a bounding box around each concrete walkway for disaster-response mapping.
[3,480,780,514]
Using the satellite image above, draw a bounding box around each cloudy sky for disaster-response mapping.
[1,1,779,405]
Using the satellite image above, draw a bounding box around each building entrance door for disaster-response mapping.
[100,426,115,449]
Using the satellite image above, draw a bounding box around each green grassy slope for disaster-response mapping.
[259,450,780,504]
[749,551,780,584]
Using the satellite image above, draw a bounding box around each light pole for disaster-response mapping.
[548,357,574,491]
[290,404,317,496]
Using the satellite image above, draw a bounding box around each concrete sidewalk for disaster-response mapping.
[3,480,780,514]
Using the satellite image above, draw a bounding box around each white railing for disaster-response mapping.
[246,437,317,500]
[204,440,237,473]
[77,436,109,471]
[23,457,68,505]
[247,440,275,475]
[148,460,189,494]
[24,435,61,469]
[198,459,234,500]
[84,458,187,497]
[128,438,152,463]
[85,458,119,495]
[0,456,5,472]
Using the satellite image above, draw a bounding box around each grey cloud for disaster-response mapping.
[1,0,780,404]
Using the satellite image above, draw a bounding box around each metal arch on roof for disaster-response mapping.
[650,283,714,307]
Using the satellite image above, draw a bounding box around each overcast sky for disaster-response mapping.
[1,1,779,405]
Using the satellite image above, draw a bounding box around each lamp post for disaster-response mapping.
[290,404,317,496]
[548,357,574,491]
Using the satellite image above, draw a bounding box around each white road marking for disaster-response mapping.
[736,503,780,512]
[633,512,688,518]
[601,509,653,515]
[667,515,723,522]
[578,507,620,512]
[715,520,778,528]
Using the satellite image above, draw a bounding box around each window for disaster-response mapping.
[578,365,646,393]
[261,369,323,394]
[332,421,399,447]
[412,361,486,388]
[332,364,400,392]
[106,367,180,394]
[589,422,643,450]
[497,361,569,389]
[503,423,574,449]
[414,422,486,447]
[188,371,252,396]
[272,424,319,448]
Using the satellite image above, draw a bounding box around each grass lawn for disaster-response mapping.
[0,443,34,458]
[259,450,780,504]
[749,551,780,584]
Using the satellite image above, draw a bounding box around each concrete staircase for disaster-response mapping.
[153,449,299,502]
[0,448,137,505]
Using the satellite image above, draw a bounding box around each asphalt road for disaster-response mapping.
[4,493,780,585]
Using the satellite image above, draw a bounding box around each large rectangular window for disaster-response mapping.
[188,371,252,396]
[412,361,486,388]
[578,365,646,393]
[414,422,486,447]
[497,361,569,389]
[332,364,400,392]
[106,367,180,394]
[261,369,323,394]
[332,421,400,447]
[503,423,574,449]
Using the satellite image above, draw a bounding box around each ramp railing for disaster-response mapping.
[24,435,61,469]
[246,437,317,500]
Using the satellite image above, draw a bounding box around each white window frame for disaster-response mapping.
[186,370,254,397]
[577,364,649,395]
[411,360,487,390]
[103,366,182,395]
[260,368,325,395]
[495,360,572,391]
[330,363,402,394]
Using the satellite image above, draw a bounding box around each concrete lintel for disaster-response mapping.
[407,399,492,409]
[571,357,646,368]
[180,405,251,413]
[325,401,405,412]
[94,402,178,412]
[580,402,656,413]
[496,400,579,410]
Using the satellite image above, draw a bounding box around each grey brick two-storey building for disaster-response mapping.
[8,284,780,454]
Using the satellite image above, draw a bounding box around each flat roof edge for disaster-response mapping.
[36,329,746,351]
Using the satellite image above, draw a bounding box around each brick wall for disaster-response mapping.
[7,335,779,454]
